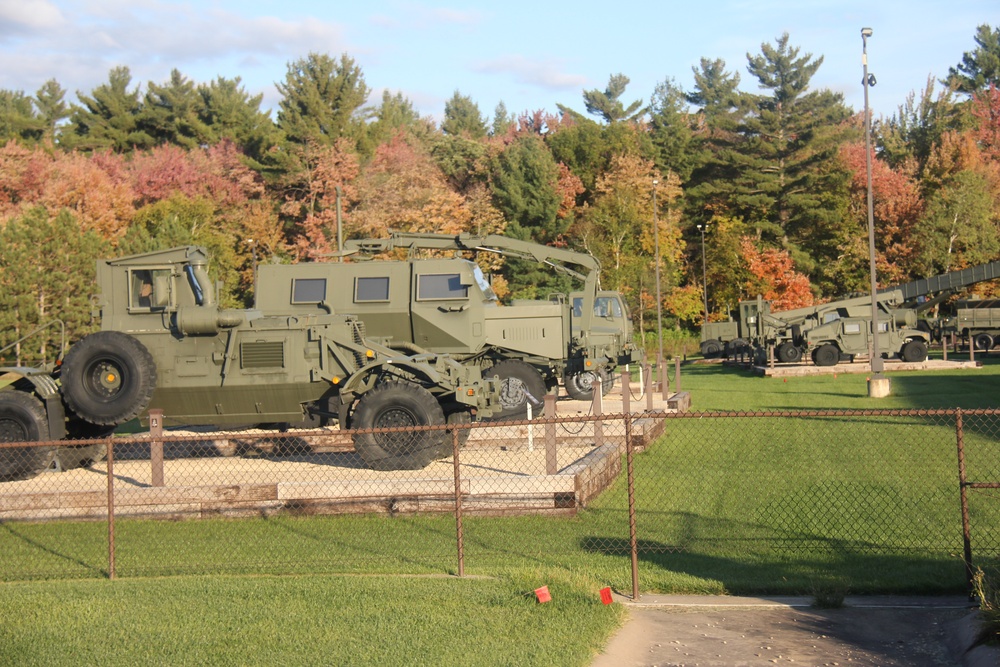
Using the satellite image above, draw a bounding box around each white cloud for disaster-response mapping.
[0,0,64,34]
[476,55,589,91]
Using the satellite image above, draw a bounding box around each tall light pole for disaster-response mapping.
[652,179,664,376]
[696,222,709,324]
[862,27,883,377]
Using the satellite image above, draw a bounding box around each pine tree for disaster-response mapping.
[441,91,487,138]
[276,53,371,146]
[140,69,213,149]
[946,24,1000,95]
[64,66,153,152]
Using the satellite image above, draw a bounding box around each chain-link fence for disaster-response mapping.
[2,394,999,595]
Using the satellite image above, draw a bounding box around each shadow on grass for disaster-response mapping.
[0,521,107,578]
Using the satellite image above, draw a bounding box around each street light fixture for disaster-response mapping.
[652,179,664,380]
[696,222,709,324]
[862,26,888,391]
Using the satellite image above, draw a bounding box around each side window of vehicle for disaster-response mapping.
[131,269,171,310]
[291,278,327,304]
[355,276,390,302]
[416,273,467,300]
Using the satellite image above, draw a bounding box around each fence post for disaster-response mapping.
[452,427,464,578]
[645,363,653,411]
[592,375,604,448]
[544,393,558,475]
[622,376,639,600]
[956,408,975,596]
[674,357,681,393]
[106,437,115,580]
[942,334,948,361]
[149,409,164,487]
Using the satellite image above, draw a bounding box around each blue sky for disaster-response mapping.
[0,0,996,123]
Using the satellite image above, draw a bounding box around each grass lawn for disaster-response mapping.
[2,352,999,665]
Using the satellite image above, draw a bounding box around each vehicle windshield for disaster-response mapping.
[472,265,498,302]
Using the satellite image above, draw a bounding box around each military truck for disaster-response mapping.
[702,260,1000,364]
[254,232,642,417]
[0,246,501,480]
[948,299,1000,350]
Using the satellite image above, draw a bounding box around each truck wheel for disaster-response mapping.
[813,344,840,367]
[351,381,447,471]
[900,339,928,363]
[565,370,599,401]
[61,331,157,426]
[486,360,547,420]
[776,342,802,363]
[0,391,56,481]
[701,340,723,358]
[974,333,994,351]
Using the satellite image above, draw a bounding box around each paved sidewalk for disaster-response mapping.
[591,595,998,667]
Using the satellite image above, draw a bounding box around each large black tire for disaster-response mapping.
[565,370,600,401]
[61,331,157,426]
[486,360,547,420]
[0,391,55,481]
[776,342,803,364]
[701,339,723,359]
[974,333,994,351]
[900,339,928,363]
[813,343,840,367]
[351,381,447,471]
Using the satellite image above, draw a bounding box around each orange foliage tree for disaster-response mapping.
[740,238,814,310]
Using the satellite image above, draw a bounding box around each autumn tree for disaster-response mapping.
[740,237,814,310]
[828,140,924,292]
[278,138,360,260]
[350,132,472,239]
[359,90,426,157]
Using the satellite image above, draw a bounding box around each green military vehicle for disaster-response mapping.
[947,299,1000,351]
[0,246,501,480]
[254,232,642,418]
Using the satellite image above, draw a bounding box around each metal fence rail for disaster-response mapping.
[1,404,998,596]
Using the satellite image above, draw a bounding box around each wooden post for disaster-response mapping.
[645,363,653,411]
[544,393,558,475]
[942,333,948,361]
[674,357,681,393]
[592,376,604,449]
[149,409,164,487]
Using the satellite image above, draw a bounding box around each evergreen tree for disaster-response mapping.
[876,77,965,175]
[558,73,646,124]
[946,24,1000,95]
[64,66,153,152]
[648,77,698,181]
[701,34,854,278]
[140,69,213,149]
[34,79,68,145]
[0,208,109,365]
[490,101,514,136]
[276,52,371,146]
[441,91,487,138]
[196,75,278,162]
[916,169,998,273]
[360,90,425,157]
[488,134,562,242]
[0,90,43,144]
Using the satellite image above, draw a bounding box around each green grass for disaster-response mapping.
[0,573,623,666]
[2,354,999,664]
